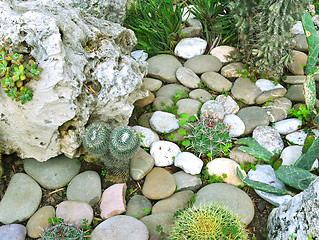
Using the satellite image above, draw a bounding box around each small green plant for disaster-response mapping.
[236,135,319,196]
[123,0,184,55]
[0,38,42,103]
[201,167,227,184]
[288,105,314,125]
[301,11,319,111]
[179,113,232,159]
[100,170,110,182]
[156,225,166,239]
[188,0,236,49]
[41,217,89,239]
[164,89,189,115]
[169,203,248,240]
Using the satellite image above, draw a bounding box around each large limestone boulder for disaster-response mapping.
[0,0,147,161]
[267,177,319,239]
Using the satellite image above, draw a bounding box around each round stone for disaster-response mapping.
[142,78,163,92]
[255,88,287,105]
[140,212,175,237]
[206,158,246,186]
[155,84,189,99]
[209,45,239,63]
[126,195,152,219]
[147,54,182,83]
[142,167,176,200]
[184,55,222,74]
[174,152,203,175]
[23,155,81,189]
[223,114,245,137]
[221,62,245,78]
[133,126,159,148]
[201,71,232,92]
[153,96,173,111]
[255,79,285,92]
[231,78,262,105]
[285,84,305,102]
[252,126,284,154]
[150,140,181,167]
[0,224,26,240]
[176,67,201,88]
[262,97,292,122]
[26,206,55,238]
[90,215,149,240]
[176,98,201,117]
[149,111,179,134]
[0,173,42,224]
[200,100,225,119]
[66,171,102,206]
[194,183,254,225]
[174,37,207,59]
[215,95,240,115]
[189,89,212,102]
[130,147,155,181]
[273,118,302,135]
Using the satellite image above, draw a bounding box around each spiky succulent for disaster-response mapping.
[181,114,231,159]
[169,203,248,240]
[41,219,88,240]
[109,126,140,160]
[82,122,110,156]
[100,154,130,183]
[230,0,311,79]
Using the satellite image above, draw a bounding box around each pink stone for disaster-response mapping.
[100,183,127,219]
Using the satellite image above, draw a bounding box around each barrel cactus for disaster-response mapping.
[180,114,231,159]
[109,126,140,160]
[100,154,131,183]
[82,122,110,156]
[169,203,248,240]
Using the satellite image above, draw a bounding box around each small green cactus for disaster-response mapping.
[169,203,248,240]
[100,154,130,183]
[109,126,140,160]
[82,122,111,156]
[180,114,232,159]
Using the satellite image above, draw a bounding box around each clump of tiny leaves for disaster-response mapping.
[41,217,89,240]
[0,38,42,103]
[179,113,232,159]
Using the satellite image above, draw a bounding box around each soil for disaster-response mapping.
[0,151,272,240]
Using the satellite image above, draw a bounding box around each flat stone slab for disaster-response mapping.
[91,215,149,240]
[173,171,202,192]
[24,155,81,189]
[0,173,42,224]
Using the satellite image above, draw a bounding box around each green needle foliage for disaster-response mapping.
[123,0,184,55]
[189,0,236,48]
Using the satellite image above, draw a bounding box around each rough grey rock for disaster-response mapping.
[71,0,127,23]
[24,155,81,189]
[149,111,179,134]
[0,0,147,161]
[176,67,201,88]
[66,170,102,206]
[91,215,149,240]
[147,54,182,83]
[174,37,207,59]
[237,107,270,135]
[126,195,152,219]
[252,126,284,154]
[285,84,305,102]
[262,97,292,122]
[0,173,42,224]
[173,171,202,192]
[267,177,319,239]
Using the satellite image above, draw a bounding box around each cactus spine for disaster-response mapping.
[230,0,311,79]
[185,114,231,158]
[169,203,248,240]
[82,122,110,156]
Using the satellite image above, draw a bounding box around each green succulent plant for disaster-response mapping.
[123,0,184,55]
[236,135,319,196]
[169,203,248,240]
[108,126,140,160]
[100,153,131,183]
[41,217,89,240]
[82,122,111,156]
[301,11,319,111]
[0,37,42,103]
[179,113,232,159]
[230,0,311,79]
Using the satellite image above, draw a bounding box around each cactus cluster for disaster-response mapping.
[82,123,140,182]
[236,134,319,196]
[230,0,311,79]
[179,113,232,159]
[169,203,248,240]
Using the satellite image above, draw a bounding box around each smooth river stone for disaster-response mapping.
[0,173,42,224]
